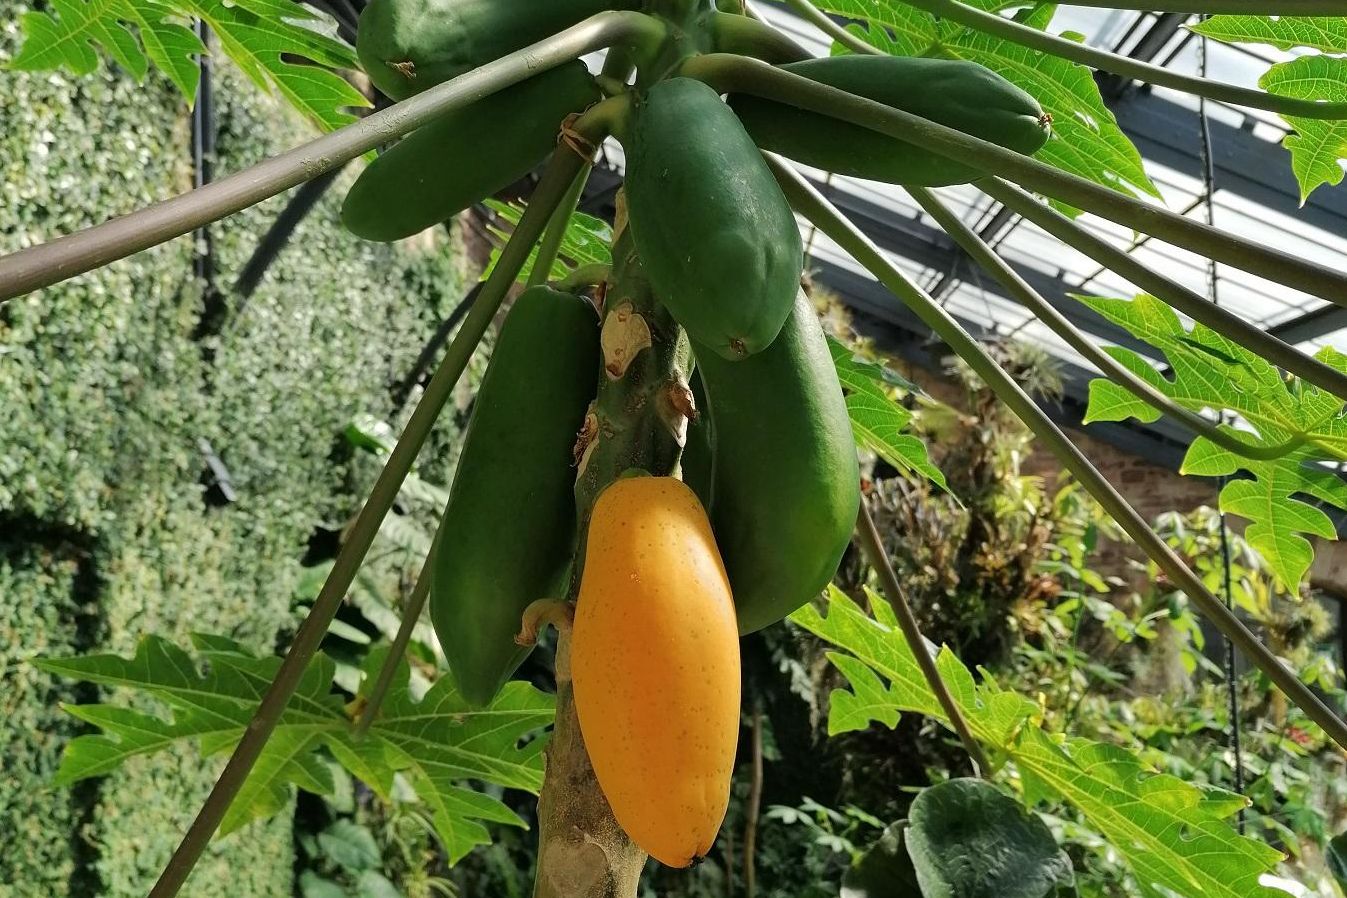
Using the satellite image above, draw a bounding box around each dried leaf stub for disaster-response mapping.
[574,406,600,477]
[660,379,696,447]
[613,190,629,243]
[601,302,652,379]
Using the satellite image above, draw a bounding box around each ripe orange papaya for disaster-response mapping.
[571,476,741,868]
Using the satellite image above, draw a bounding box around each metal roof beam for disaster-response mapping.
[1111,91,1347,235]
[1268,303,1347,346]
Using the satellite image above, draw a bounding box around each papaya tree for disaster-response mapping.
[4,0,1347,896]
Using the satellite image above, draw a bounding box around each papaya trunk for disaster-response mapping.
[532,198,695,898]
[533,639,645,898]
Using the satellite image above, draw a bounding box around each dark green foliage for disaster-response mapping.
[0,541,97,897]
[905,780,1075,898]
[0,9,469,892]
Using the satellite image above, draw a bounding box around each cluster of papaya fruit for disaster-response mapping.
[344,0,1047,873]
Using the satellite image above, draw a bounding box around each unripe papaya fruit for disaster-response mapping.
[356,0,620,100]
[694,292,860,634]
[430,286,599,707]
[342,64,600,242]
[625,77,803,360]
[729,56,1048,186]
[571,476,741,868]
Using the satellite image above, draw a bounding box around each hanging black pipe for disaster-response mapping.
[233,166,347,300]
[191,19,226,342]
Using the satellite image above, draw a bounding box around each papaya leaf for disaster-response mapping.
[6,0,368,132]
[1329,830,1347,890]
[482,199,614,285]
[1188,18,1347,200]
[791,587,1285,898]
[1189,15,1347,55]
[906,778,1076,898]
[36,635,554,863]
[841,822,923,898]
[813,0,1158,206]
[1076,293,1347,588]
[1260,56,1347,201]
[828,336,948,491]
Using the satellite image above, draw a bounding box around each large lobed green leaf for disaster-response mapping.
[816,0,1159,207]
[6,0,368,132]
[482,198,615,285]
[1189,17,1347,200]
[791,587,1286,898]
[828,336,948,491]
[37,635,554,863]
[1077,293,1347,588]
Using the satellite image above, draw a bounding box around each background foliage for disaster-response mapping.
[0,6,473,892]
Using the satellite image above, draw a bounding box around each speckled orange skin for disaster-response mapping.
[571,476,742,868]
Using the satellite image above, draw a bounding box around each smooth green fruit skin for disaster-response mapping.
[342,64,600,242]
[730,56,1048,186]
[431,286,599,707]
[694,293,860,634]
[626,77,803,361]
[357,0,620,100]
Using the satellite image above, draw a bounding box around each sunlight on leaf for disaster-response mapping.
[482,199,613,285]
[1189,18,1347,200]
[1077,294,1347,588]
[7,0,368,131]
[813,0,1159,207]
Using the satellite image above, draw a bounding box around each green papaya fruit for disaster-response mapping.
[729,56,1048,186]
[357,0,620,100]
[430,286,599,707]
[342,64,600,242]
[625,77,803,361]
[694,292,860,634]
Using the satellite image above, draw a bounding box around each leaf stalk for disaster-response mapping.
[772,155,1347,753]
[855,502,992,776]
[0,11,666,304]
[677,52,1347,308]
[906,185,1305,460]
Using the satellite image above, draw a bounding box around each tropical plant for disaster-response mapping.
[4,0,1347,896]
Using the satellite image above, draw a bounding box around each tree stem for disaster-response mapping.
[772,155,1347,754]
[0,11,666,304]
[353,558,433,737]
[147,140,602,898]
[527,166,593,289]
[533,213,696,898]
[743,706,764,898]
[854,503,990,775]
[781,0,880,55]
[677,53,1347,307]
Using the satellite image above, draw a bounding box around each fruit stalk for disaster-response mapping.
[532,207,695,898]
